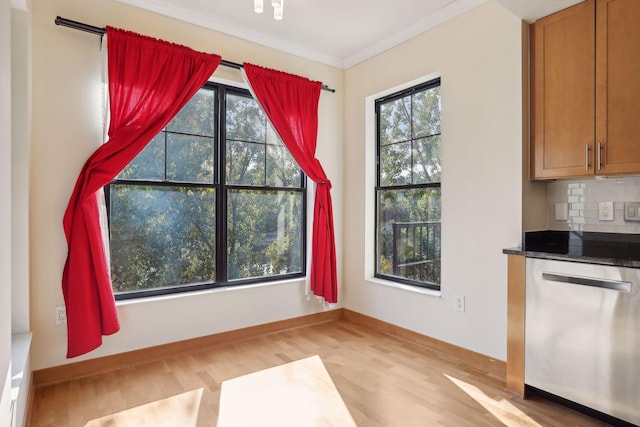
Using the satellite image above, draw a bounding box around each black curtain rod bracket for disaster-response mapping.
[54,16,335,93]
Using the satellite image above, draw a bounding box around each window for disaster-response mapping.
[107,82,306,299]
[375,78,441,290]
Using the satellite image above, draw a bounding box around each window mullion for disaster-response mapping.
[163,130,168,181]
[264,117,268,186]
[375,105,382,188]
[217,86,228,284]
[410,94,414,185]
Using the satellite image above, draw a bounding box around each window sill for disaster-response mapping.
[115,277,308,306]
[366,277,442,298]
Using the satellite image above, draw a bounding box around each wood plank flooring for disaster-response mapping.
[29,319,610,426]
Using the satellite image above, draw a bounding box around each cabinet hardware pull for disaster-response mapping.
[542,272,631,292]
[585,144,591,171]
[597,142,603,170]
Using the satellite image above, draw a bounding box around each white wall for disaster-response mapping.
[1,0,13,422]
[343,1,523,361]
[29,0,526,370]
[30,0,343,369]
[11,7,31,337]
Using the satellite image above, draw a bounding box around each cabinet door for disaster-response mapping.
[596,0,640,175]
[530,0,595,179]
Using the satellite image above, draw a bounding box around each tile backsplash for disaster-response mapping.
[547,177,640,233]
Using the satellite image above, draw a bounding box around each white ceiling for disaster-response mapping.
[115,0,583,69]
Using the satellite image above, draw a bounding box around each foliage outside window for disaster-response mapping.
[375,78,441,290]
[108,83,305,299]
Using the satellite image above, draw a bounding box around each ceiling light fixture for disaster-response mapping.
[254,0,263,13]
[274,0,284,20]
[254,0,284,20]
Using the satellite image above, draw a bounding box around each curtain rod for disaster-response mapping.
[54,16,336,93]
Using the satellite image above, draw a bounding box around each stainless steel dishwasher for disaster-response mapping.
[525,257,640,426]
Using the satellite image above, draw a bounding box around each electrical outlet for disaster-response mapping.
[598,201,614,221]
[56,305,67,325]
[455,296,465,313]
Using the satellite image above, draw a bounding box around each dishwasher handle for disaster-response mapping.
[542,272,631,293]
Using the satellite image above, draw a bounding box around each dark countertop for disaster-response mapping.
[503,230,640,269]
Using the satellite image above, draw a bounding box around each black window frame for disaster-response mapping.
[374,77,442,291]
[106,81,307,300]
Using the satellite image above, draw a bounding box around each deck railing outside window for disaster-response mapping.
[391,221,441,285]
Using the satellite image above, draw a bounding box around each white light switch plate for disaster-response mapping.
[555,203,568,220]
[624,202,640,222]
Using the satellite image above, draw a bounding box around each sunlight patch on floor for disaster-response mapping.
[217,355,356,427]
[444,374,543,427]
[85,388,203,427]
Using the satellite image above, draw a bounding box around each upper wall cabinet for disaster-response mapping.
[530,0,640,180]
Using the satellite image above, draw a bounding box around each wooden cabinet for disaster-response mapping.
[531,0,595,179]
[595,0,640,175]
[530,0,640,179]
[506,255,525,397]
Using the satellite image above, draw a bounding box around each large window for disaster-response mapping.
[375,78,441,290]
[107,83,306,299]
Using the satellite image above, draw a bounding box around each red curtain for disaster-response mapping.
[242,63,338,303]
[62,27,221,358]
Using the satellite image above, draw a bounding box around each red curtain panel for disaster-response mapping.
[62,27,221,358]
[243,63,338,304]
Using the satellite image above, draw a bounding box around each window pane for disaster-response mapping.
[266,123,280,145]
[226,140,265,186]
[380,141,411,186]
[227,189,303,280]
[117,133,165,181]
[226,94,265,143]
[412,86,441,138]
[166,88,215,136]
[376,187,441,285]
[166,134,214,183]
[379,97,411,145]
[109,83,308,299]
[109,185,216,293]
[413,135,441,184]
[267,144,299,187]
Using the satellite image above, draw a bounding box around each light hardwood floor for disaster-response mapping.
[29,319,609,426]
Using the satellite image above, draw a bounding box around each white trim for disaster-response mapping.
[114,0,486,69]
[1,367,11,427]
[9,0,28,11]
[116,277,308,306]
[114,0,344,68]
[367,277,442,298]
[343,0,486,68]
[208,75,249,90]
